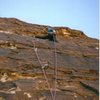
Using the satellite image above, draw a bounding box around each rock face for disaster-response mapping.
[0,18,99,100]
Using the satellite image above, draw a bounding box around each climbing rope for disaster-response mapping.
[32,34,58,100]
[53,34,58,100]
[32,36,54,100]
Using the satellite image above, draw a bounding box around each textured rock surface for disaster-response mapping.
[0,18,99,100]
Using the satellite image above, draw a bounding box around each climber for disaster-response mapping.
[35,27,58,42]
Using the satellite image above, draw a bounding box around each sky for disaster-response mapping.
[0,0,99,39]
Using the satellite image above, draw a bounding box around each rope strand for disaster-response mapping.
[53,35,58,100]
[32,34,58,100]
[32,37,54,100]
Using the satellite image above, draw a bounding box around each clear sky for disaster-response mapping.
[0,0,99,39]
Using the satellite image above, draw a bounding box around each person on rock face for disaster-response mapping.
[35,27,58,42]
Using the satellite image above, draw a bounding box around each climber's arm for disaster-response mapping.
[35,34,48,39]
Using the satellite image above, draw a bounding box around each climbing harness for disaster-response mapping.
[32,34,58,100]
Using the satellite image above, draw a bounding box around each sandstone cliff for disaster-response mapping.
[0,18,99,100]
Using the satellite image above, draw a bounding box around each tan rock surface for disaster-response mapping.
[0,18,99,100]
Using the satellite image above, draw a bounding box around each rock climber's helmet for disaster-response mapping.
[47,27,55,34]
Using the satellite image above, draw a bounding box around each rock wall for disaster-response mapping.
[0,18,99,100]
